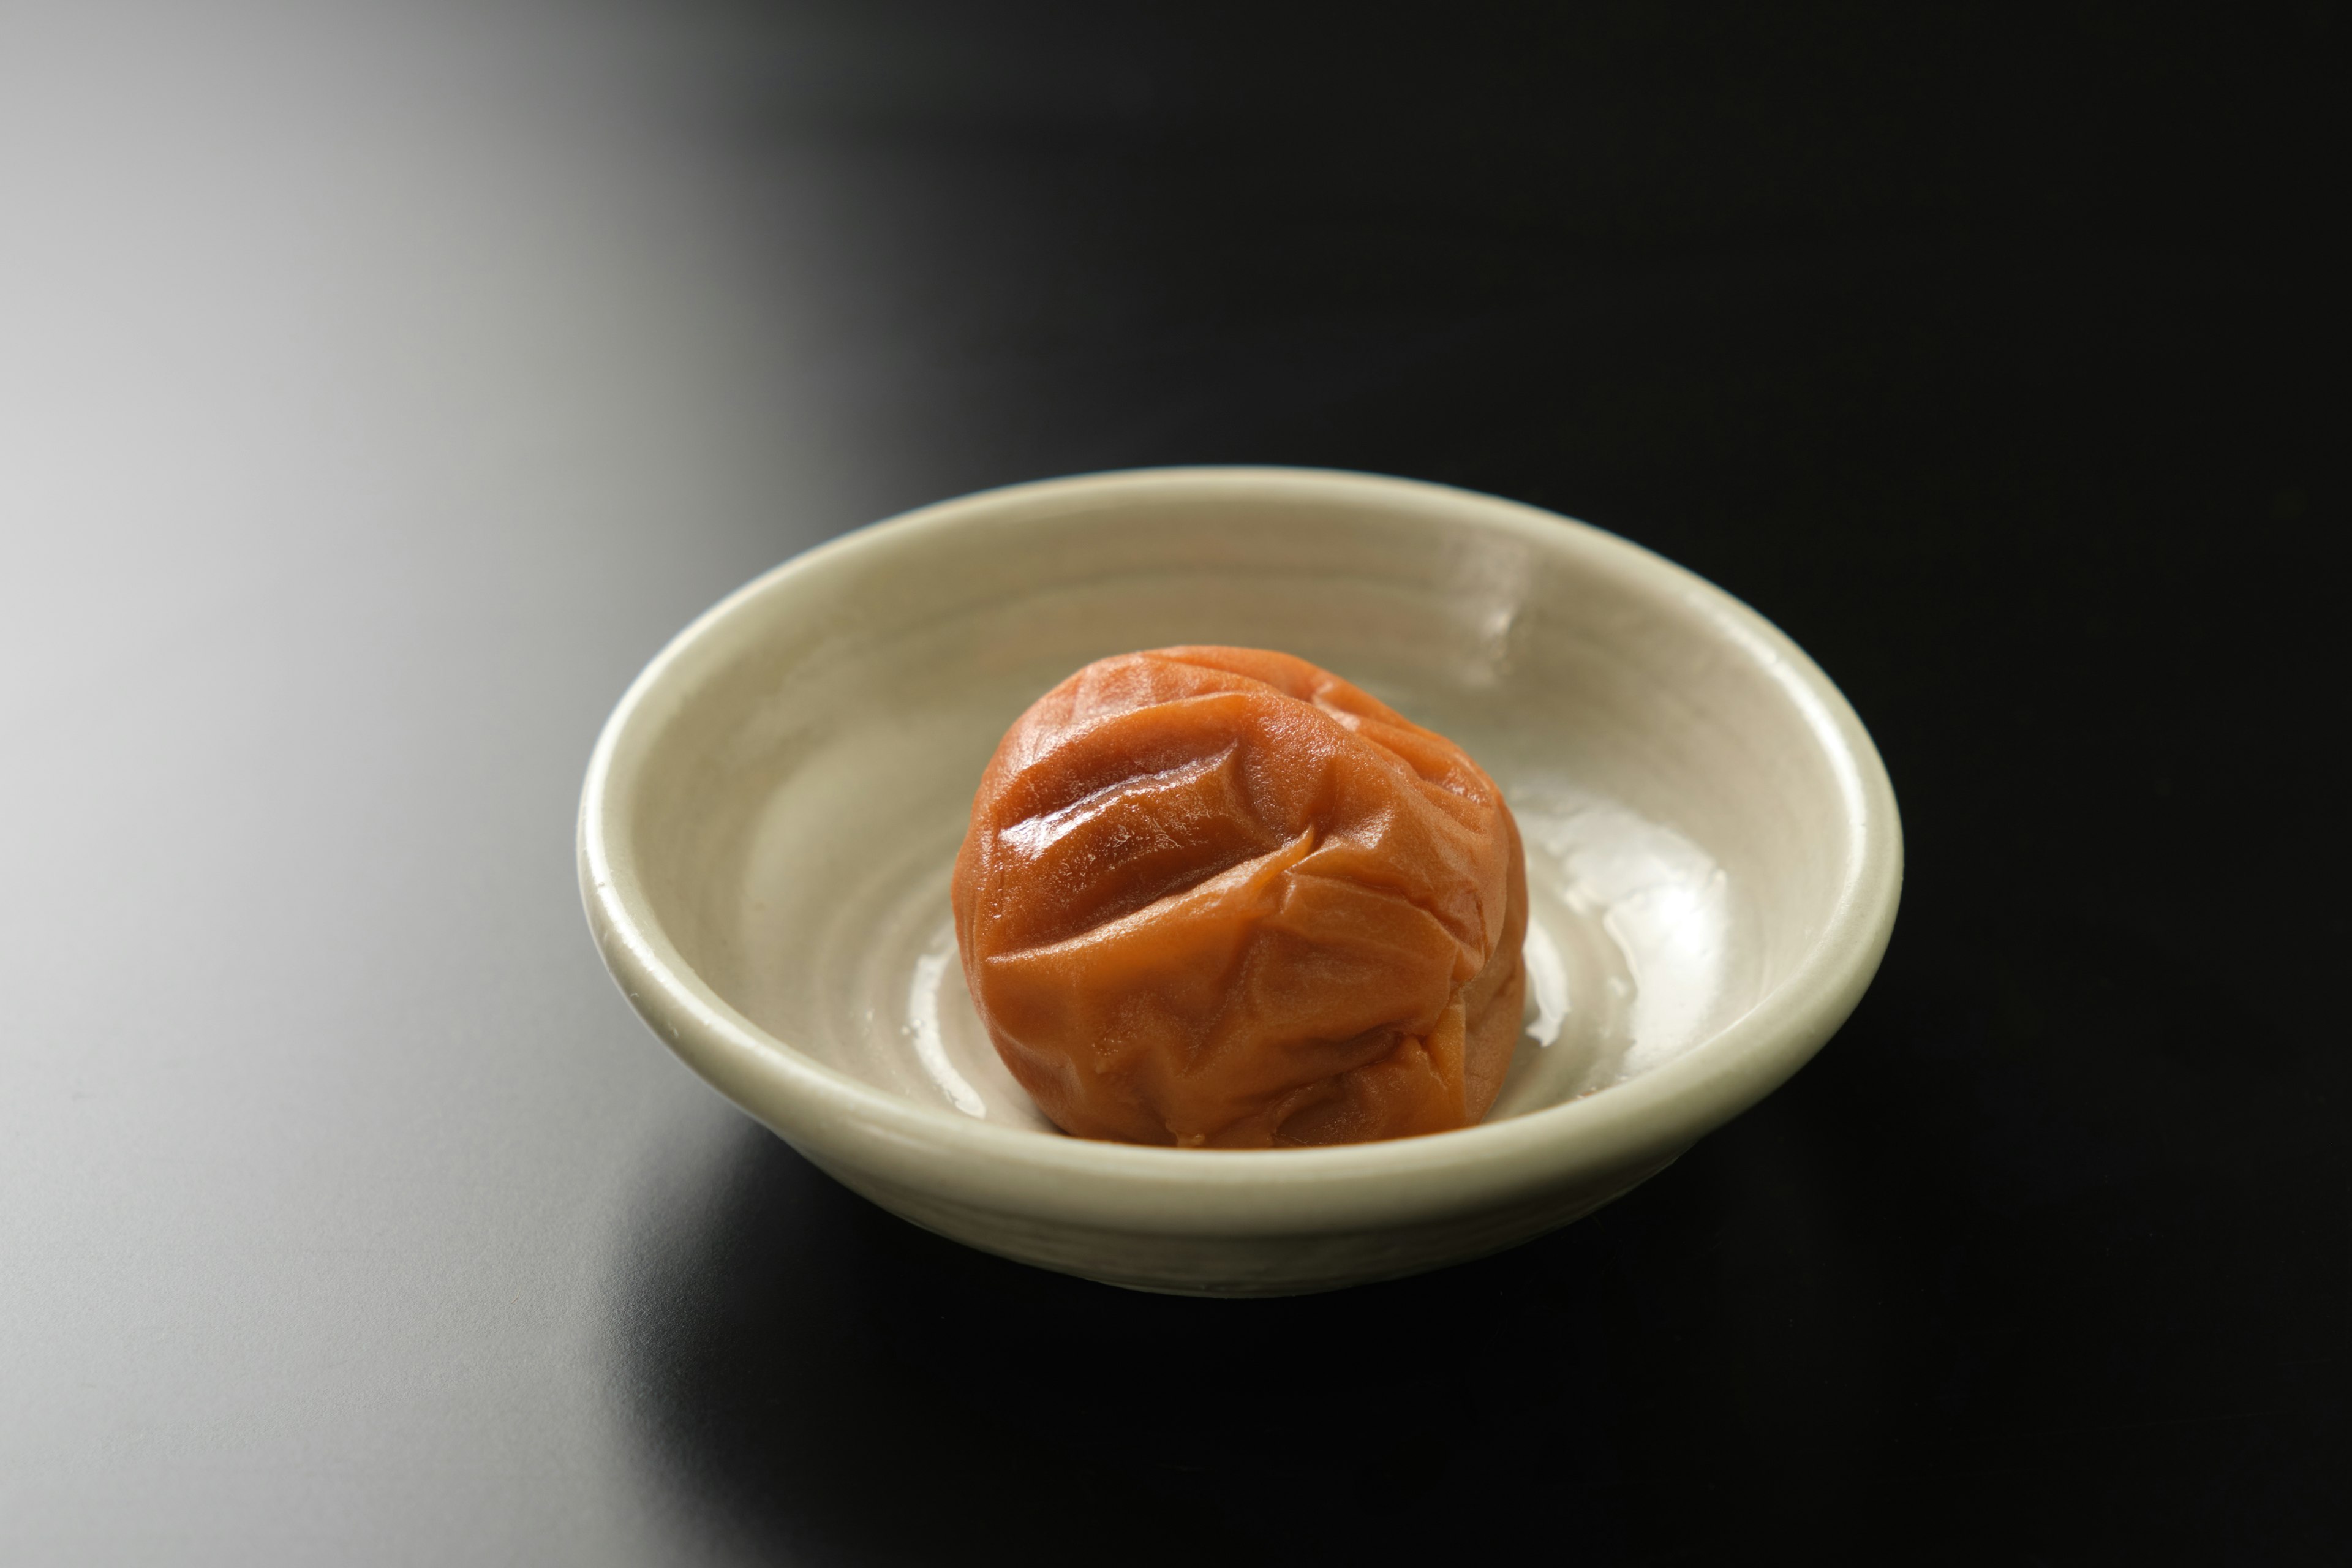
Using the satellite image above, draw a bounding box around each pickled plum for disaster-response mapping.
[951,647,1526,1148]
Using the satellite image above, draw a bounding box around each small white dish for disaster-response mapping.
[579,468,1901,1295]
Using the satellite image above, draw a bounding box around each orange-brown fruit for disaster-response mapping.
[951,646,1527,1148]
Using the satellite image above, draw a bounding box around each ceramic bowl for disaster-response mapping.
[578,467,1901,1295]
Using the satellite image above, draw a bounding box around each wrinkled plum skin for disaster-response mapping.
[952,647,1528,1148]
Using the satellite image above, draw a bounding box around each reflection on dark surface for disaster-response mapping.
[615,900,2346,1562]
[615,1092,1885,1563]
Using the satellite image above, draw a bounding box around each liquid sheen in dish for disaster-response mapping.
[951,646,1528,1148]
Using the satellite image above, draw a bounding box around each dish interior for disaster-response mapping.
[620,484,1855,1136]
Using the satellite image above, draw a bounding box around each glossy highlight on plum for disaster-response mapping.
[952,646,1528,1148]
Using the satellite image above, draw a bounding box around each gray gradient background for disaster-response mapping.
[3,3,1005,1557]
[7,2,2344,1562]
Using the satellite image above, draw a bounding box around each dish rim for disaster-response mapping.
[577,466,1903,1235]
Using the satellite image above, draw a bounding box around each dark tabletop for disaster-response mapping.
[5,2,2344,1561]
